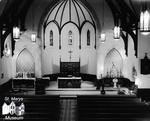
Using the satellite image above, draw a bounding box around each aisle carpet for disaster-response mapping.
[59,98,77,121]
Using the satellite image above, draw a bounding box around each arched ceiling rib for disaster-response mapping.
[0,0,148,57]
[45,0,95,29]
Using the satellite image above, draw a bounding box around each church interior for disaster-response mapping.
[0,0,150,120]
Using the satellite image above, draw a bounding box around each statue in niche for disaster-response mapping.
[110,62,118,78]
[132,66,137,81]
[120,69,123,77]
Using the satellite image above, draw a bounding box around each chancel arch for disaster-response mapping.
[42,0,98,75]
[16,49,35,76]
[61,23,79,61]
[104,48,123,78]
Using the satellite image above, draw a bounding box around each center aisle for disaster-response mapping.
[59,96,77,121]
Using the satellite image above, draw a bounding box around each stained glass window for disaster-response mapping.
[87,30,90,46]
[50,30,53,46]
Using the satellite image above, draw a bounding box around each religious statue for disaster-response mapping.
[110,62,118,78]
[132,66,137,81]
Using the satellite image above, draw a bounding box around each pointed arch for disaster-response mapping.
[16,48,35,74]
[104,48,123,77]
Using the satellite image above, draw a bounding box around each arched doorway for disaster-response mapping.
[16,49,35,78]
[104,48,123,78]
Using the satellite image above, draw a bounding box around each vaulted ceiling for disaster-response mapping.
[0,0,148,57]
[0,0,143,31]
[0,0,33,30]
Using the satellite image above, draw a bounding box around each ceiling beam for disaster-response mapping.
[116,0,138,27]
[105,0,121,25]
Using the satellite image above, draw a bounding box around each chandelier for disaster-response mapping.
[100,0,106,43]
[31,4,37,42]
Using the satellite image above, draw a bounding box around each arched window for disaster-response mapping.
[50,30,53,46]
[87,30,90,46]
[68,30,73,45]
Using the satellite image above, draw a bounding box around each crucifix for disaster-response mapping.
[68,49,73,61]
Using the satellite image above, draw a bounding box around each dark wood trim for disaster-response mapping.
[121,31,128,56]
[74,0,86,20]
[61,21,80,30]
[46,20,60,30]
[59,32,61,49]
[45,0,61,24]
[0,79,12,94]
[60,0,68,27]
[0,27,2,58]
[38,0,60,38]
[1,26,12,57]
[43,0,97,50]
[69,0,71,21]
[94,28,96,49]
[72,0,80,26]
[54,0,65,20]
[78,0,95,26]
[137,89,150,102]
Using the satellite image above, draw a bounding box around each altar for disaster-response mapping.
[57,77,81,88]
[12,78,36,89]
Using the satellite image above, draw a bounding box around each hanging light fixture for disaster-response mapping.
[140,0,150,35]
[100,33,106,43]
[13,26,20,40]
[113,14,120,40]
[140,10,150,35]
[100,0,106,43]
[113,26,120,39]
[31,33,36,42]
[31,4,36,42]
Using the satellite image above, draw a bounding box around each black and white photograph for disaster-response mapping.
[0,0,150,120]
